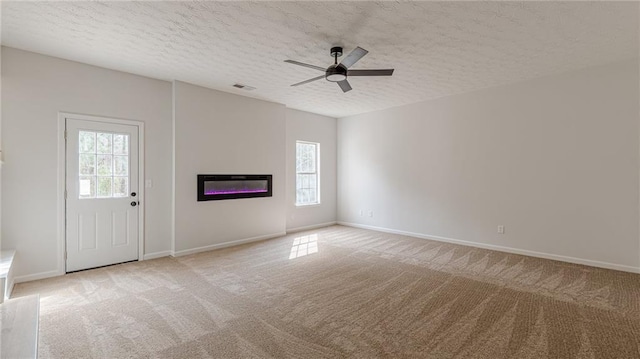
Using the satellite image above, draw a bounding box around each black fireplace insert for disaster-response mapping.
[197,174,272,201]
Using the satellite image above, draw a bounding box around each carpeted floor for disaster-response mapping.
[13,225,640,358]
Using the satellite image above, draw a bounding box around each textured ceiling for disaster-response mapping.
[2,1,638,118]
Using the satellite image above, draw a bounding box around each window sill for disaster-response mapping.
[295,203,321,208]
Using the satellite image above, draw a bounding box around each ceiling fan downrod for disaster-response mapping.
[330,46,343,64]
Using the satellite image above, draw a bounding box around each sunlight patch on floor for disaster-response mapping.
[289,234,318,259]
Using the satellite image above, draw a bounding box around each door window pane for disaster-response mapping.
[78,131,130,199]
[97,177,113,198]
[79,154,96,175]
[113,177,128,197]
[79,131,96,153]
[114,156,128,176]
[97,155,113,176]
[97,133,113,154]
[79,176,95,198]
[113,134,129,155]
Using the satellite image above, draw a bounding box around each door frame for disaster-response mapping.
[57,112,145,274]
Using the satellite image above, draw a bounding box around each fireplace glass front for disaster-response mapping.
[197,175,272,201]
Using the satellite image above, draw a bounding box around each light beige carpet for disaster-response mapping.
[13,225,640,358]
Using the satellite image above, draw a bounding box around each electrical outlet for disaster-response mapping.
[368,210,373,217]
[497,225,505,234]
[359,210,364,216]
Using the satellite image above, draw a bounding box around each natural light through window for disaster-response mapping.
[289,234,318,259]
[79,131,129,199]
[296,141,320,206]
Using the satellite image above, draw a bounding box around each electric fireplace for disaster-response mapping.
[197,174,272,201]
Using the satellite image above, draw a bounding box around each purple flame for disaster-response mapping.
[204,189,268,195]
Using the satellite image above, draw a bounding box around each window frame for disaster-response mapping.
[295,140,321,206]
[78,130,130,199]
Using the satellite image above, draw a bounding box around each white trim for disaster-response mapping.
[14,270,62,284]
[7,278,15,299]
[57,116,67,276]
[295,140,320,206]
[57,112,146,275]
[1,250,16,301]
[295,203,322,208]
[0,250,15,279]
[338,221,640,274]
[286,221,336,234]
[172,232,286,257]
[138,121,146,262]
[170,81,177,257]
[143,251,173,260]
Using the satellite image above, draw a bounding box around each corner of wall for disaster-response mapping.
[285,108,339,231]
[336,60,640,271]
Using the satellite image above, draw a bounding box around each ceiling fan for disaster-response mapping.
[285,46,394,93]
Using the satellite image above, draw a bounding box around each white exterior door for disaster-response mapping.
[66,118,140,272]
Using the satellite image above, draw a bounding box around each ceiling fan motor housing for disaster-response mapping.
[330,46,343,58]
[326,64,347,82]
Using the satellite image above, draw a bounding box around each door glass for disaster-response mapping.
[78,131,129,199]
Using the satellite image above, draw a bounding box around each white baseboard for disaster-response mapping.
[11,233,282,284]
[286,221,337,234]
[14,269,63,284]
[172,231,286,257]
[337,221,640,274]
[143,251,172,260]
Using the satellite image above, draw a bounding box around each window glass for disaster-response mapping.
[79,131,129,199]
[296,141,320,206]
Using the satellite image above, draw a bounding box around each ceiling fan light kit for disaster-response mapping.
[325,64,347,82]
[285,46,394,93]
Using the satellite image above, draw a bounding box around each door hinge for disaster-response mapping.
[64,190,67,200]
[64,251,67,260]
[64,131,67,140]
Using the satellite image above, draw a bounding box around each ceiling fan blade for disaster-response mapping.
[284,60,326,72]
[340,47,368,68]
[291,75,325,87]
[337,80,352,93]
[348,69,394,76]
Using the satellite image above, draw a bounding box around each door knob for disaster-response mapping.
[131,201,137,207]
[131,192,137,197]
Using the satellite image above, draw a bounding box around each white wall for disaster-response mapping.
[172,81,287,254]
[1,47,173,280]
[1,45,636,278]
[285,109,337,231]
[0,48,338,280]
[338,59,640,272]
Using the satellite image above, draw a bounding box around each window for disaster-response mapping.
[78,131,129,199]
[296,141,319,206]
